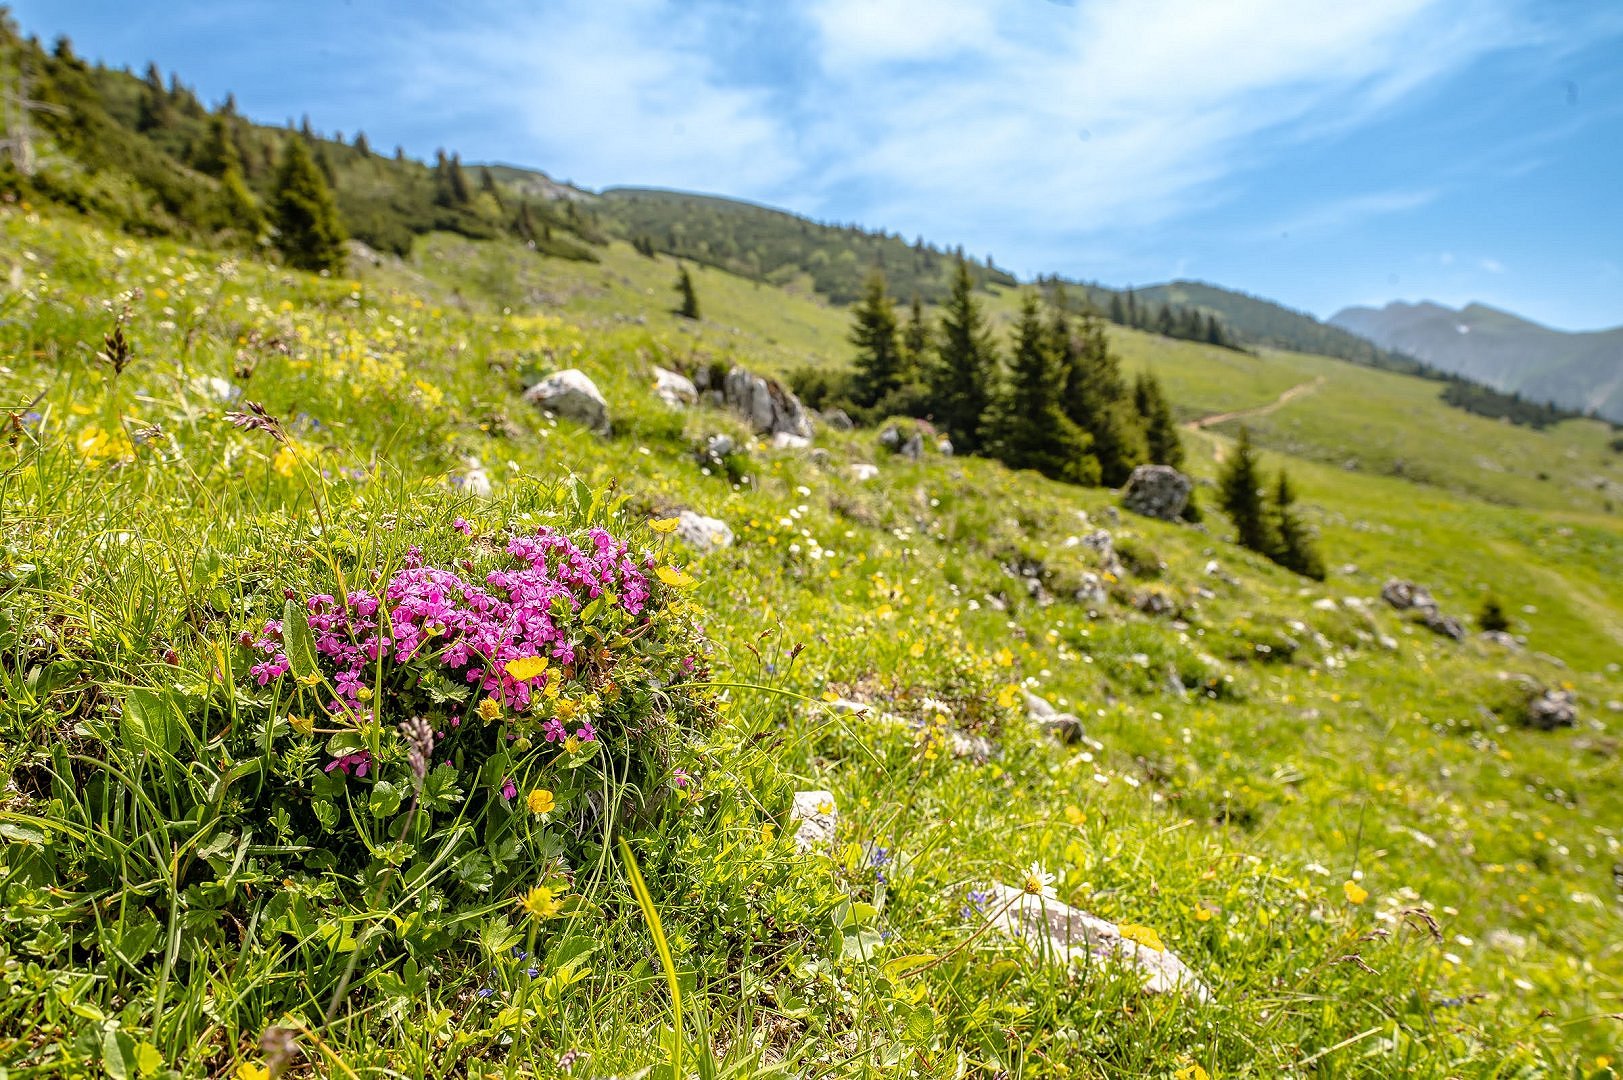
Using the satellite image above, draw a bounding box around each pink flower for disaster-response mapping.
[500,777,518,801]
[452,517,472,535]
[325,751,371,778]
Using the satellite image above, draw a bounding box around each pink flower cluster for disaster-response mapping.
[250,525,653,729]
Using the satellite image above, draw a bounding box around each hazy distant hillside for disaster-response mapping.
[1332,300,1623,421]
[1135,281,1425,373]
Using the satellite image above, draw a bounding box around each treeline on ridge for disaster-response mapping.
[0,20,601,266]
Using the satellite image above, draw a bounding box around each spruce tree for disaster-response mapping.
[1217,426,1275,555]
[1270,470,1326,580]
[1058,309,1147,486]
[675,265,700,319]
[900,294,930,380]
[1133,372,1183,468]
[849,269,903,408]
[986,292,1097,483]
[271,137,347,272]
[137,63,172,132]
[928,258,997,454]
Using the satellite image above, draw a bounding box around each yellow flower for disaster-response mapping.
[1063,805,1086,826]
[554,697,579,720]
[994,647,1014,668]
[477,696,503,723]
[520,885,563,920]
[288,714,314,736]
[760,822,775,843]
[657,565,696,588]
[995,684,1020,709]
[649,517,680,534]
[526,788,555,815]
[908,641,926,658]
[505,656,550,680]
[1343,880,1369,905]
[271,443,298,478]
[1174,1065,1211,1080]
[1117,923,1166,952]
[1193,903,1214,922]
[236,1065,270,1080]
[563,736,581,754]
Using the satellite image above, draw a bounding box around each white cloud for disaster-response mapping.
[1480,257,1506,273]
[399,0,1529,275]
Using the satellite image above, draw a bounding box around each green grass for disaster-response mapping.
[2,207,1620,1078]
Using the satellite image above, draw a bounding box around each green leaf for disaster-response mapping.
[121,688,188,755]
[102,1025,137,1080]
[281,597,319,681]
[370,780,403,818]
[419,763,463,812]
[134,1042,164,1078]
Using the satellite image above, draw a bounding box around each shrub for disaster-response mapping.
[1478,596,1511,633]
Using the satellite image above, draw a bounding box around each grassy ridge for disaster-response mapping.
[2,207,1620,1076]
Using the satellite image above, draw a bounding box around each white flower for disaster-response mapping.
[1023,862,1057,899]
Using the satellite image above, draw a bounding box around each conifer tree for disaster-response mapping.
[353,130,370,156]
[849,269,903,408]
[271,137,347,272]
[928,258,997,453]
[675,265,700,319]
[447,153,472,205]
[1217,426,1275,555]
[1109,292,1127,325]
[1058,309,1147,486]
[1133,371,1183,468]
[217,164,265,238]
[136,63,171,132]
[986,292,1097,483]
[899,294,930,381]
[1270,470,1326,579]
[479,166,502,209]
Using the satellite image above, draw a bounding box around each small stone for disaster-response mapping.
[653,366,697,408]
[675,511,733,551]
[849,463,880,481]
[770,431,811,450]
[821,407,854,430]
[1526,688,1577,730]
[1022,689,1086,743]
[789,790,838,852]
[981,883,1210,1000]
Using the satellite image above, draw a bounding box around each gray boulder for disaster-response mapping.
[1022,689,1086,743]
[821,407,854,431]
[1121,465,1192,521]
[722,367,814,438]
[524,369,610,435]
[900,432,924,460]
[879,424,904,452]
[653,367,697,408]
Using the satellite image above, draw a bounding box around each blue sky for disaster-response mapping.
[13,0,1623,330]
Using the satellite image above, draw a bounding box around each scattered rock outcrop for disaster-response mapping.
[979,883,1211,1000]
[1380,579,1467,641]
[451,457,492,497]
[1121,465,1192,522]
[1526,688,1578,730]
[706,366,814,439]
[821,407,854,431]
[848,463,881,482]
[675,510,734,551]
[653,367,697,408]
[524,369,610,435]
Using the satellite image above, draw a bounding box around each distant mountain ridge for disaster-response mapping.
[1127,280,1426,373]
[1330,300,1623,422]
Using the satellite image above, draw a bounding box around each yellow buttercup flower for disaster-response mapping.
[657,565,696,588]
[649,517,680,534]
[236,1065,270,1080]
[1117,923,1166,952]
[1174,1065,1211,1080]
[505,656,550,680]
[1343,880,1369,905]
[527,788,555,815]
[477,696,503,723]
[520,885,563,920]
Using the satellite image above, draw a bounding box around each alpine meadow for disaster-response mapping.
[2,8,1622,1080]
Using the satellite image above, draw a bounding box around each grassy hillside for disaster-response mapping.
[2,201,1621,1078]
